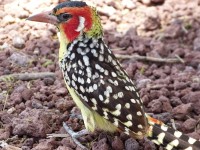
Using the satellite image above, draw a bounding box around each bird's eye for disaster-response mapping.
[58,13,72,22]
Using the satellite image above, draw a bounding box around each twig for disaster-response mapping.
[115,54,183,63]
[0,140,21,150]
[3,92,8,111]
[175,54,185,63]
[47,134,69,138]
[0,72,55,82]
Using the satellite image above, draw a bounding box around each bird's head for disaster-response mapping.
[27,1,103,42]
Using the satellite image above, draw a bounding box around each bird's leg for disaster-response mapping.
[63,122,89,150]
[69,113,83,120]
[47,113,88,149]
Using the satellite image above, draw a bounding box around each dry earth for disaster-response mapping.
[0,0,200,150]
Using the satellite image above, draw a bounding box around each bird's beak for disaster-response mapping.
[27,10,58,25]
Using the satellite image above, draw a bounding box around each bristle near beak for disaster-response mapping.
[27,11,58,25]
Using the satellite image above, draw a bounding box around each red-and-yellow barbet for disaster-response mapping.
[27,1,200,150]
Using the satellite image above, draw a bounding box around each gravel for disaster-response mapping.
[0,0,200,149]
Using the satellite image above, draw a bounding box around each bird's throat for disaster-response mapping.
[57,31,68,62]
[61,18,80,42]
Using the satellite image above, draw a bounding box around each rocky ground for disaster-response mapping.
[0,0,200,149]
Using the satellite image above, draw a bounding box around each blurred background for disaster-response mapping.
[0,0,200,150]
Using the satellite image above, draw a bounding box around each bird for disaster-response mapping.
[27,1,200,150]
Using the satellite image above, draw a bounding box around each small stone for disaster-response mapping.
[174,82,188,90]
[13,36,25,49]
[153,69,167,78]
[32,139,55,150]
[182,91,200,114]
[122,0,136,9]
[92,138,109,150]
[159,96,172,112]
[18,10,29,19]
[23,138,34,147]
[191,83,200,90]
[31,100,43,109]
[112,136,124,150]
[43,77,55,86]
[187,132,200,140]
[172,103,193,120]
[1,112,14,124]
[144,17,160,31]
[100,5,116,17]
[193,37,200,51]
[55,99,74,112]
[143,138,156,150]
[61,138,76,148]
[0,126,11,140]
[0,43,10,50]
[150,41,166,57]
[182,118,197,132]
[149,90,162,100]
[2,15,15,25]
[10,92,22,105]
[137,78,152,89]
[147,99,162,113]
[55,88,68,95]
[150,112,171,123]
[125,138,139,150]
[9,52,30,66]
[56,146,73,150]
[140,0,151,5]
[7,107,16,114]
[170,97,182,107]
[22,89,33,101]
[164,20,184,38]
[12,108,53,138]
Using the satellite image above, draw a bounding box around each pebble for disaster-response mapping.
[55,87,68,95]
[112,136,124,150]
[9,52,30,66]
[125,138,139,150]
[182,118,197,131]
[172,103,193,120]
[193,37,200,51]
[2,15,15,25]
[12,36,25,49]
[148,99,162,113]
[92,138,110,150]
[22,89,33,101]
[1,0,200,149]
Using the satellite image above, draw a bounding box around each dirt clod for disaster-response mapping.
[12,108,53,138]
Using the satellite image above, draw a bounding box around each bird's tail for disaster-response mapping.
[146,115,200,150]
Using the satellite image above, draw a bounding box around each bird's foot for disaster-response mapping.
[63,122,89,150]
[69,113,83,120]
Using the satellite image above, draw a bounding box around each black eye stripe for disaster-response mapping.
[57,13,72,22]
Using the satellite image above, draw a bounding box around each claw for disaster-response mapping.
[63,122,89,150]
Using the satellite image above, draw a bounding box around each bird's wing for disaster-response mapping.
[62,38,149,138]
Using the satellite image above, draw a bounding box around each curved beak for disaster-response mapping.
[27,10,58,25]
